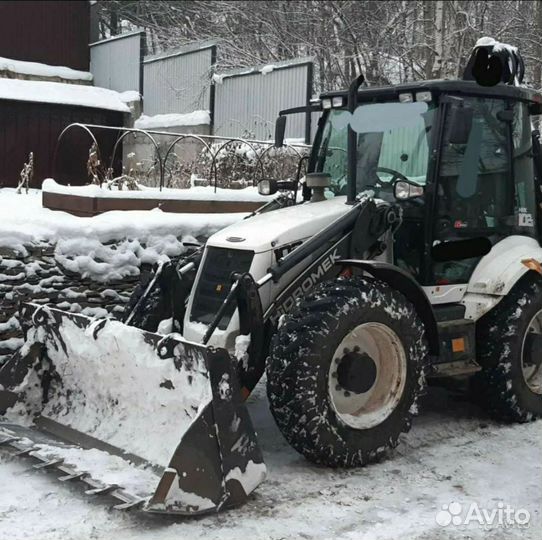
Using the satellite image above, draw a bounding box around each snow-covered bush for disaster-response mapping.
[163,141,309,189]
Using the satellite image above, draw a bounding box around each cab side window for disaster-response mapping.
[433,97,538,285]
[512,101,537,234]
[437,97,510,236]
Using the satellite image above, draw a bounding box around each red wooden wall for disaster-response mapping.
[0,101,123,188]
[0,1,90,70]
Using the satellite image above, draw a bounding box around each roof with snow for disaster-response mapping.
[0,56,93,82]
[0,78,131,113]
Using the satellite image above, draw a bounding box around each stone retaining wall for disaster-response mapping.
[0,241,154,364]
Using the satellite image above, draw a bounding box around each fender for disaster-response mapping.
[337,259,439,356]
[467,235,542,297]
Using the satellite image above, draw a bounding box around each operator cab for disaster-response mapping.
[308,79,542,288]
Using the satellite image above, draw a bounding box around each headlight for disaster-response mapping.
[322,98,332,109]
[416,91,432,102]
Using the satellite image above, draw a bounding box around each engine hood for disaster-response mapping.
[207,196,350,253]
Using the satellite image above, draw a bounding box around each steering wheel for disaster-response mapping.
[375,167,411,185]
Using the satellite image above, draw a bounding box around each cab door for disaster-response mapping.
[429,96,538,294]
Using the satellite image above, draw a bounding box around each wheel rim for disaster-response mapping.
[328,323,407,430]
[521,309,542,395]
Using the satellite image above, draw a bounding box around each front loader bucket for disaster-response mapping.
[0,303,265,515]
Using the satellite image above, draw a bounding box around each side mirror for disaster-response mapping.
[258,179,278,196]
[393,180,424,200]
[448,106,474,144]
[275,116,286,148]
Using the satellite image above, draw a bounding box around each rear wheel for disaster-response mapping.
[473,275,542,421]
[266,276,428,467]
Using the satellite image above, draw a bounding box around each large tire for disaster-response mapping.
[266,276,428,467]
[473,274,542,422]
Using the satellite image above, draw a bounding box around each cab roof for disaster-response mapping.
[321,79,542,110]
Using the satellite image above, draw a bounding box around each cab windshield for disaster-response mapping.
[315,101,436,197]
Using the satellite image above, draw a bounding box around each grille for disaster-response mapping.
[190,247,254,329]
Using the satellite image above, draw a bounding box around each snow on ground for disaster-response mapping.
[0,79,130,112]
[0,384,540,540]
[43,179,273,202]
[0,56,93,82]
[134,110,211,129]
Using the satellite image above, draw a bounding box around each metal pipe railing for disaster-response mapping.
[54,123,310,191]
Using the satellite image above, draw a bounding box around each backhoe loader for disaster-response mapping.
[1,39,541,515]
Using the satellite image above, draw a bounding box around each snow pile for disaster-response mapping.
[0,316,20,334]
[225,460,266,495]
[234,334,251,370]
[0,78,130,112]
[43,178,272,203]
[135,110,211,129]
[0,187,243,259]
[212,73,225,85]
[475,36,519,55]
[0,336,23,352]
[0,56,93,82]
[260,64,276,75]
[118,90,141,103]
[54,236,186,282]
[31,444,159,498]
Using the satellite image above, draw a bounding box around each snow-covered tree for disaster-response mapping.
[97,0,542,91]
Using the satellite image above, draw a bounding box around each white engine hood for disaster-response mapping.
[207,196,351,253]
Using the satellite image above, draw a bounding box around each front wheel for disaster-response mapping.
[266,276,428,467]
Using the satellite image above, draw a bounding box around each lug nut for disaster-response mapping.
[343,391,351,397]
[331,372,337,378]
[353,346,360,352]
[335,384,342,391]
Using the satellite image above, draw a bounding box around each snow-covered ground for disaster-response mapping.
[1,384,540,540]
[1,189,540,539]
